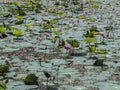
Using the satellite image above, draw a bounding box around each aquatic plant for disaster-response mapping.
[43,71,51,89]
[0,81,7,90]
[21,73,38,85]
[93,59,104,66]
[0,65,9,73]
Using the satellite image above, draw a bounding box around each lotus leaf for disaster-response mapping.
[70,6,75,11]
[66,39,79,48]
[0,81,7,90]
[54,30,60,35]
[84,37,96,43]
[56,10,63,16]
[21,73,38,85]
[15,16,23,20]
[15,20,24,25]
[25,24,33,28]
[43,24,52,29]
[90,26,97,31]
[0,65,9,73]
[85,32,94,37]
[88,45,96,52]
[49,20,57,24]
[76,15,86,19]
[91,3,100,9]
[14,1,21,6]
[13,29,23,36]
[86,18,95,22]
[17,7,26,16]
[95,49,107,54]
[93,59,104,66]
[72,1,79,5]
[0,27,7,33]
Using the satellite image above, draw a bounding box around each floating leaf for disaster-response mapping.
[13,29,23,36]
[43,24,52,29]
[85,31,94,37]
[17,7,26,16]
[84,37,96,43]
[91,2,100,9]
[9,26,17,31]
[70,6,75,11]
[93,59,104,66]
[72,1,79,5]
[88,45,96,52]
[54,30,60,35]
[14,1,21,6]
[95,49,107,54]
[0,81,7,90]
[76,15,86,19]
[0,65,9,73]
[15,20,24,25]
[86,17,95,22]
[90,26,98,31]
[49,20,57,24]
[91,31,98,35]
[25,24,33,28]
[15,16,23,20]
[66,39,79,48]
[0,27,7,33]
[56,10,64,16]
[21,73,38,85]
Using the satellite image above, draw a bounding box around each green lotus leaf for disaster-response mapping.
[13,29,23,36]
[66,39,79,48]
[76,15,86,19]
[95,49,107,54]
[43,24,52,29]
[0,81,7,90]
[7,5,17,15]
[15,20,24,25]
[0,65,9,73]
[72,1,79,5]
[15,16,23,20]
[93,59,104,66]
[0,27,7,33]
[9,26,17,31]
[49,20,57,24]
[21,73,38,85]
[14,1,21,6]
[88,45,96,52]
[84,37,96,43]
[54,30,60,35]
[65,27,70,30]
[91,2,100,9]
[56,10,64,16]
[85,32,94,37]
[91,31,98,35]
[70,6,75,11]
[90,26,97,31]
[86,18,95,22]
[24,24,33,28]
[17,7,26,16]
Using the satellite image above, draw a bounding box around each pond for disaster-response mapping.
[0,0,120,90]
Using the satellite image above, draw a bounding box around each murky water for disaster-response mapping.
[0,0,120,90]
